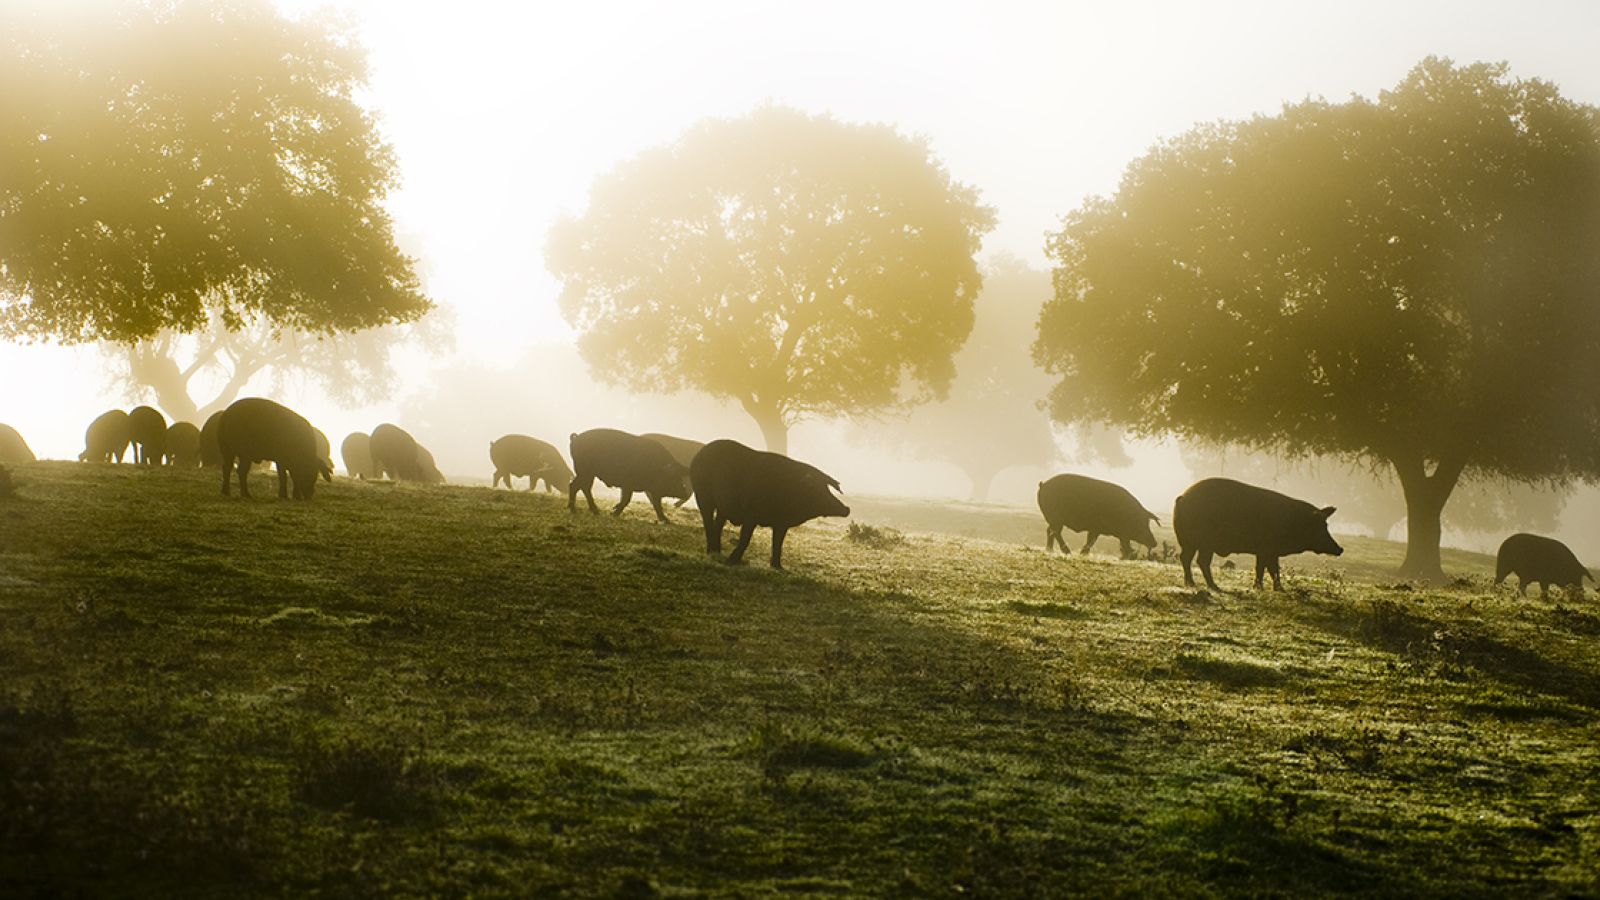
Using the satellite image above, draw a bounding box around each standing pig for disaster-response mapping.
[163,422,202,468]
[691,439,850,569]
[568,428,688,523]
[1036,473,1160,558]
[490,434,574,492]
[1495,533,1594,599]
[642,433,703,507]
[128,406,168,465]
[216,398,331,500]
[1174,477,1343,591]
[341,432,377,480]
[198,411,224,467]
[80,409,132,463]
[0,424,36,464]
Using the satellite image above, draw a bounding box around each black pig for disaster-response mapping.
[491,434,574,492]
[164,422,201,468]
[568,428,688,523]
[216,398,331,500]
[341,432,377,480]
[641,433,704,507]
[198,411,224,468]
[690,439,850,569]
[0,424,35,464]
[1036,473,1160,558]
[80,409,132,463]
[370,424,428,482]
[1174,477,1343,590]
[128,405,168,466]
[1495,533,1593,599]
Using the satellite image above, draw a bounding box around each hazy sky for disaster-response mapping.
[5,0,1600,540]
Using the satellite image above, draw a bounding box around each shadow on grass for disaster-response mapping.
[1296,595,1600,711]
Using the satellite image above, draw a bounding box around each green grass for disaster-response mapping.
[1,461,1597,897]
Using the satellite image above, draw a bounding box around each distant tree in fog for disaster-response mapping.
[0,0,430,343]
[860,257,1121,502]
[1182,445,1565,542]
[547,106,996,455]
[1036,58,1600,582]
[105,309,451,424]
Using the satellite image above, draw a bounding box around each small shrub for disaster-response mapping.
[293,732,438,820]
[845,522,905,550]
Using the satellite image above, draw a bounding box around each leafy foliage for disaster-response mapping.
[1036,58,1600,578]
[547,105,995,452]
[0,0,431,342]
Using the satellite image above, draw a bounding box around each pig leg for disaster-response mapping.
[569,475,599,514]
[701,505,722,555]
[1267,557,1283,591]
[1118,538,1133,559]
[1197,551,1220,590]
[612,489,634,516]
[674,495,691,509]
[1045,525,1060,553]
[1253,557,1267,589]
[770,527,788,569]
[236,460,253,498]
[1081,533,1099,555]
[726,523,758,565]
[1539,581,1549,599]
[645,492,670,523]
[1181,546,1197,586]
[277,465,290,499]
[220,456,234,496]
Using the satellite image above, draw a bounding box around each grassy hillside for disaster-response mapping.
[1,462,1597,897]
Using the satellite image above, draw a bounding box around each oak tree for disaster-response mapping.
[1035,59,1600,581]
[547,106,995,454]
[0,0,429,343]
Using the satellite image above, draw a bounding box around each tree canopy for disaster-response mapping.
[0,0,430,343]
[546,105,995,454]
[1034,58,1600,581]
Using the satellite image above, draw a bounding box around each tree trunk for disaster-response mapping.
[964,464,1001,503]
[1391,454,1466,584]
[748,405,789,456]
[124,346,200,423]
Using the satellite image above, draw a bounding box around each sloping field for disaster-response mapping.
[1,462,1596,896]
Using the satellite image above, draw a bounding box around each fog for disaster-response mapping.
[4,0,1599,560]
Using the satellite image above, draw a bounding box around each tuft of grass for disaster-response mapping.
[293,731,440,821]
[844,521,905,549]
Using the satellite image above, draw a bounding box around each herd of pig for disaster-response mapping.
[1,398,1594,593]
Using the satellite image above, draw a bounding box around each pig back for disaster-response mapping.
[216,398,318,466]
[1175,477,1323,556]
[571,428,686,496]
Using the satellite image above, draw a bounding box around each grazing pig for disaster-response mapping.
[1036,473,1160,558]
[163,422,202,468]
[1495,533,1594,599]
[128,405,167,465]
[1174,477,1343,591]
[414,444,446,484]
[369,424,444,483]
[80,409,132,463]
[341,432,377,480]
[312,428,334,483]
[216,398,331,500]
[0,424,35,464]
[198,411,224,468]
[568,428,688,523]
[690,439,850,569]
[490,434,574,492]
[642,433,703,507]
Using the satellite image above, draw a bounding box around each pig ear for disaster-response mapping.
[1147,512,1161,525]
[1319,506,1336,519]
